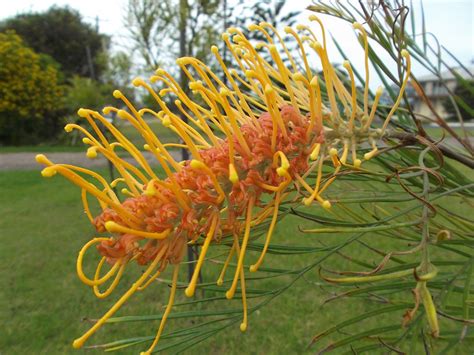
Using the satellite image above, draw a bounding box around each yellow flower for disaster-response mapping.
[37,16,410,354]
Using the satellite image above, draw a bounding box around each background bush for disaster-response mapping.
[0,31,65,145]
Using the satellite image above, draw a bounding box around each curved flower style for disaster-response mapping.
[36,16,410,354]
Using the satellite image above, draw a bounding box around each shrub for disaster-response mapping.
[0,31,65,145]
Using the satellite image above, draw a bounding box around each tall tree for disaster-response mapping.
[125,0,221,74]
[0,6,109,80]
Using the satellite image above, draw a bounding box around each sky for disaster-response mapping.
[1,0,472,87]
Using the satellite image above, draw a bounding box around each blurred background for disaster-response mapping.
[0,0,472,354]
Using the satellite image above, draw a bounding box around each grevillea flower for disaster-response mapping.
[36,16,410,354]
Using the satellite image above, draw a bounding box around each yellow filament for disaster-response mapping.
[81,189,94,223]
[211,44,260,128]
[250,191,281,272]
[311,41,340,123]
[284,26,312,85]
[231,234,248,332]
[39,162,140,225]
[310,143,321,161]
[219,89,252,156]
[72,245,168,349]
[365,86,384,129]
[268,42,300,113]
[137,269,162,291]
[226,195,255,299]
[185,214,219,297]
[190,160,225,203]
[76,238,121,286]
[343,60,358,129]
[259,22,297,73]
[310,76,324,135]
[141,263,180,355]
[382,50,411,132]
[93,260,127,299]
[353,23,370,116]
[217,242,236,286]
[105,221,171,240]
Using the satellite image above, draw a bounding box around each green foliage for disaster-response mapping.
[0,6,109,80]
[126,0,222,72]
[0,31,65,145]
[64,76,114,112]
[443,79,474,121]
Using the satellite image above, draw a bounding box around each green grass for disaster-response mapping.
[1,169,472,354]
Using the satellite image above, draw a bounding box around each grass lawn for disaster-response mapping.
[1,168,472,354]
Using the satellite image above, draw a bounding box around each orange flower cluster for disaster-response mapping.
[36,16,410,354]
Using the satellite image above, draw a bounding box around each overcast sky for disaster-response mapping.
[1,0,472,87]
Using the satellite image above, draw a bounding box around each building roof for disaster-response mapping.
[417,66,473,82]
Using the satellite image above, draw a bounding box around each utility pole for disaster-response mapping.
[179,0,197,282]
[223,0,228,86]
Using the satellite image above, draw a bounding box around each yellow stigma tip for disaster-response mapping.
[105,221,117,233]
[220,88,230,96]
[221,33,230,41]
[276,167,287,177]
[82,138,92,145]
[160,116,170,127]
[249,265,257,272]
[314,41,323,51]
[343,60,351,69]
[211,45,219,53]
[401,49,409,58]
[64,124,73,133]
[264,84,274,95]
[353,22,363,30]
[303,197,312,206]
[102,106,112,114]
[41,167,56,178]
[190,160,206,169]
[229,164,239,184]
[216,279,223,286]
[77,108,87,117]
[113,90,122,99]
[117,110,129,120]
[240,323,247,332]
[248,24,259,31]
[72,339,83,349]
[184,287,194,298]
[329,148,338,156]
[322,200,332,209]
[225,290,234,299]
[354,159,362,168]
[155,68,166,76]
[86,147,97,159]
[284,26,292,34]
[376,86,384,96]
[143,144,150,151]
[310,76,319,87]
[35,154,48,164]
[132,77,143,86]
[292,72,305,81]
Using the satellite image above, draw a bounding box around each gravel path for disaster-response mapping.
[0,151,182,171]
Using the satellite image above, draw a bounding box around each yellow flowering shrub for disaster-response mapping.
[0,31,64,145]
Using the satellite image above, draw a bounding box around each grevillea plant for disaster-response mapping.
[37,1,473,353]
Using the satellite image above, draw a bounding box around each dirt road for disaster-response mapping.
[0,151,182,171]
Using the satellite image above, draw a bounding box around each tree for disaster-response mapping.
[231,0,300,35]
[0,6,109,80]
[443,78,474,121]
[125,0,221,73]
[0,32,65,145]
